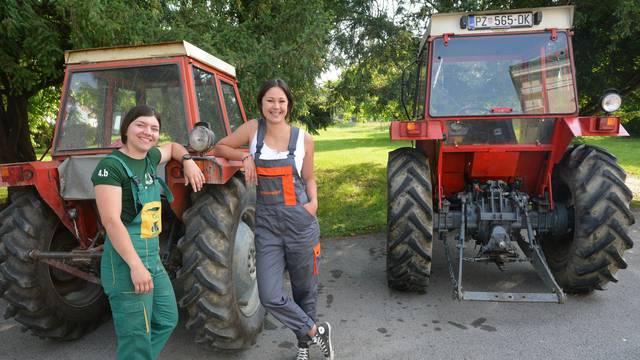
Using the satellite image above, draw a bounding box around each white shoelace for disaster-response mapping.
[316,336,330,356]
[296,347,310,360]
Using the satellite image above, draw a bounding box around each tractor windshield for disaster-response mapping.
[429,32,576,117]
[56,64,188,151]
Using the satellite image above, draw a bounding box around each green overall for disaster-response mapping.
[100,155,178,360]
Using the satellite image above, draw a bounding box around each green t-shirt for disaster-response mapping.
[91,148,162,224]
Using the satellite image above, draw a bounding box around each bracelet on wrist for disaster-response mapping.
[242,154,252,162]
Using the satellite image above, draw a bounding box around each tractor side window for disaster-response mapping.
[192,67,227,143]
[220,81,244,132]
[60,73,104,149]
[414,48,428,120]
[57,64,188,151]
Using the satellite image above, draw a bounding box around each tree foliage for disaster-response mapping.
[0,0,333,163]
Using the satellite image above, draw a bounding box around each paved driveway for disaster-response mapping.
[1,213,639,360]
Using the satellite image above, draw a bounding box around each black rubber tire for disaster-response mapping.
[0,189,108,339]
[542,144,635,293]
[177,176,264,349]
[386,147,434,293]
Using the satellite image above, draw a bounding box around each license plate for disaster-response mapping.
[468,13,533,30]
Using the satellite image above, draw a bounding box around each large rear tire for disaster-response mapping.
[542,145,635,293]
[386,147,433,293]
[0,189,108,339]
[178,176,264,349]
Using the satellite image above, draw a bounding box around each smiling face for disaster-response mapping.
[260,86,289,125]
[125,115,160,153]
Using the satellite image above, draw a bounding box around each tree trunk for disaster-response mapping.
[0,95,36,164]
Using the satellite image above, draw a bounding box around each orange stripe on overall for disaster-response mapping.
[313,243,321,275]
[256,166,297,206]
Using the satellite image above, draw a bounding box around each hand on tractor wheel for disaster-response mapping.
[183,159,205,192]
[243,156,257,186]
[131,263,154,294]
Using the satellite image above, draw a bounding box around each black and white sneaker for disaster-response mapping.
[314,322,334,359]
[296,346,310,360]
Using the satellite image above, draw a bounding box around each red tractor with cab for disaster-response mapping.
[388,5,635,303]
[0,41,263,347]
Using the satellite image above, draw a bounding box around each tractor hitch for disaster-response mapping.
[437,182,566,303]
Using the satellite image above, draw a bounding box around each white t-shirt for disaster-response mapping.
[249,128,306,176]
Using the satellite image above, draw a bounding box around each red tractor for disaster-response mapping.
[0,41,263,347]
[388,6,635,303]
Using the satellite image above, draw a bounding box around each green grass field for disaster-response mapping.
[1,126,638,235]
[314,123,410,236]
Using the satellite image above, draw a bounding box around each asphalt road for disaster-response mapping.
[1,213,639,360]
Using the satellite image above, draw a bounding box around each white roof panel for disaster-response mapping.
[65,41,236,77]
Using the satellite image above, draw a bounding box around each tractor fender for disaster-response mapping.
[164,157,243,220]
[0,161,76,241]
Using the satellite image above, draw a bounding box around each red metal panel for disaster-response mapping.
[441,153,468,195]
[470,152,520,177]
[180,57,199,132]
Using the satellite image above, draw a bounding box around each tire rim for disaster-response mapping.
[232,212,260,317]
[47,227,104,308]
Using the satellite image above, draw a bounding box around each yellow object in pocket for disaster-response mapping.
[140,201,162,238]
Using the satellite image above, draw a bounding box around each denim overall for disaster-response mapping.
[100,155,178,360]
[253,118,321,343]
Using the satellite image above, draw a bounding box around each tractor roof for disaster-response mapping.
[423,5,574,38]
[64,41,236,77]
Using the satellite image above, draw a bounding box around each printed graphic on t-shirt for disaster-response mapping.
[144,173,154,185]
[140,201,162,238]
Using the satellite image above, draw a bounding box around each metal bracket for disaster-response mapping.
[29,249,102,285]
[38,258,101,285]
[440,193,566,304]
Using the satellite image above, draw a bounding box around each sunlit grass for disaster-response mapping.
[314,123,410,236]
[578,136,640,176]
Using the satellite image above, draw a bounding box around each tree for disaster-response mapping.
[0,1,69,163]
[1,0,335,165]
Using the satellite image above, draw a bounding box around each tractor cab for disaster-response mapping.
[56,41,243,157]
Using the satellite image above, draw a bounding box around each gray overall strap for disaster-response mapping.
[287,126,300,159]
[255,118,267,159]
[255,118,300,160]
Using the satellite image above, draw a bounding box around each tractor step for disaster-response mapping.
[462,291,562,303]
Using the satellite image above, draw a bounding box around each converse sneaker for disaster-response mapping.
[295,345,310,360]
[314,322,334,359]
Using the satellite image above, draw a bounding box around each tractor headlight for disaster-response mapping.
[601,91,622,113]
[188,122,215,153]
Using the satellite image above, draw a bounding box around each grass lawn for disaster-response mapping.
[578,136,640,176]
[314,123,409,236]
